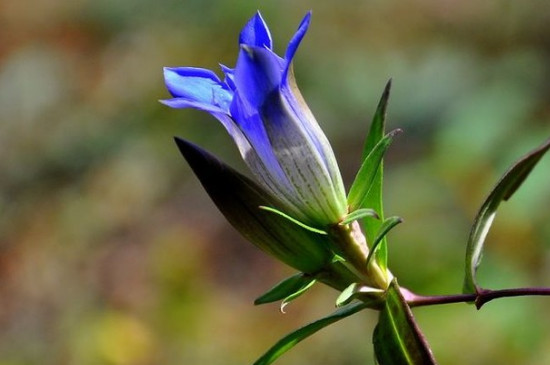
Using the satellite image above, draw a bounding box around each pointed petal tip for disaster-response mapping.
[283,12,313,79]
[240,11,272,49]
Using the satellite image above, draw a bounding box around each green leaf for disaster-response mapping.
[340,208,379,225]
[463,138,550,294]
[280,279,317,313]
[255,273,316,305]
[175,137,333,274]
[366,216,403,268]
[253,302,368,365]
[259,206,327,235]
[357,80,393,272]
[335,283,384,307]
[373,280,437,365]
[347,129,401,212]
[363,79,392,160]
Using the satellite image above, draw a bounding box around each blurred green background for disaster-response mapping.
[1,0,550,364]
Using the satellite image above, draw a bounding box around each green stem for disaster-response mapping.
[328,221,391,290]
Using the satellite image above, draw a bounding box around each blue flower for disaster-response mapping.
[163,12,347,227]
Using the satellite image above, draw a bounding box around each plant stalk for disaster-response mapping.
[402,287,550,309]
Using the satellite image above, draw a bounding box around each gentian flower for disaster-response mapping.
[163,11,347,227]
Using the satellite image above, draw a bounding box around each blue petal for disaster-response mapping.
[220,64,236,91]
[164,67,232,112]
[233,45,284,109]
[239,12,273,49]
[160,98,228,114]
[282,11,311,82]
[230,91,291,188]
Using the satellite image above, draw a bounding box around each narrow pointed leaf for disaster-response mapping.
[347,129,401,211]
[336,283,384,307]
[340,208,380,225]
[355,81,393,271]
[373,280,437,365]
[463,138,550,294]
[255,273,315,305]
[280,279,317,313]
[259,206,327,235]
[366,216,403,268]
[254,302,368,365]
[175,137,333,273]
[362,79,392,160]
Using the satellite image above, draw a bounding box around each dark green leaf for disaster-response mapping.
[253,302,368,365]
[463,138,550,294]
[335,283,384,307]
[366,216,403,268]
[340,208,379,225]
[175,137,333,274]
[373,280,437,365]
[280,279,317,313]
[255,273,315,305]
[362,79,392,160]
[347,129,401,212]
[358,80,393,271]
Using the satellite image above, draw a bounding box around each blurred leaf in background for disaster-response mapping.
[1,0,550,364]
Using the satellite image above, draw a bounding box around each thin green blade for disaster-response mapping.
[363,79,392,159]
[463,138,550,294]
[373,280,437,365]
[280,279,317,313]
[340,208,379,225]
[253,302,368,365]
[255,273,315,305]
[347,129,401,212]
[366,216,403,268]
[259,206,327,235]
[359,80,393,271]
[335,283,384,307]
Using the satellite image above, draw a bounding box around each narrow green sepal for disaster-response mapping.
[366,216,403,268]
[280,279,317,313]
[259,206,327,235]
[336,283,384,307]
[253,302,368,365]
[347,129,401,212]
[373,280,437,365]
[255,273,315,305]
[463,137,550,294]
[340,208,379,226]
[175,137,333,273]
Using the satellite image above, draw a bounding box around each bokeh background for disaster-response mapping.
[2,0,550,364]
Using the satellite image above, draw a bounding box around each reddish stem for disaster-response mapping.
[401,287,550,309]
